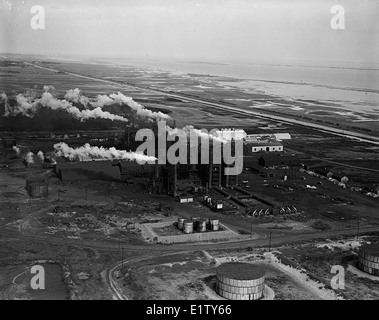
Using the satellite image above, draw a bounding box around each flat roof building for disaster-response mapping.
[248,141,283,153]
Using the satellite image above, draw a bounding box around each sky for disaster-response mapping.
[0,0,378,64]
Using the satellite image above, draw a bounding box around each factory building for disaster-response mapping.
[245,133,291,142]
[273,133,291,140]
[55,161,121,182]
[248,141,283,153]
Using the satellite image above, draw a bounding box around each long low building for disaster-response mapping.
[247,141,283,153]
[54,160,156,182]
[55,161,121,182]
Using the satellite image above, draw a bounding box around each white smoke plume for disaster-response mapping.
[53,142,157,163]
[12,145,21,156]
[24,152,35,165]
[37,150,44,161]
[4,87,169,122]
[14,94,38,117]
[64,89,170,121]
[91,94,114,108]
[43,85,55,92]
[4,90,129,122]
[166,125,228,144]
[64,88,90,106]
[108,92,171,121]
[1,92,12,117]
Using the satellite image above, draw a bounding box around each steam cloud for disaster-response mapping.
[53,142,157,163]
[24,152,35,165]
[166,125,228,143]
[1,92,12,117]
[64,89,170,121]
[37,150,44,161]
[43,85,55,92]
[4,91,129,122]
[3,86,170,122]
[12,145,21,156]
[64,88,90,106]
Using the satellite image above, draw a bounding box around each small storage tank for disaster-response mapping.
[216,263,265,300]
[209,219,219,231]
[358,245,379,276]
[26,178,49,198]
[196,219,207,233]
[177,217,185,230]
[183,220,194,234]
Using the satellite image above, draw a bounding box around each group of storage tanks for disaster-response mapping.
[177,217,220,234]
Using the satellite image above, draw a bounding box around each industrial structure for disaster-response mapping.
[176,217,220,234]
[216,128,246,140]
[49,126,300,203]
[26,177,49,197]
[215,262,265,300]
[245,133,291,142]
[248,140,283,153]
[358,245,379,276]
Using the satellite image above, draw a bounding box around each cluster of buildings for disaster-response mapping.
[50,129,297,195]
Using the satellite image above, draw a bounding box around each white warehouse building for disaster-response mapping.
[248,141,283,153]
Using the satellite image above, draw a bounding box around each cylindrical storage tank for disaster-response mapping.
[210,219,219,231]
[196,219,207,233]
[358,245,379,276]
[183,220,194,234]
[216,263,265,300]
[177,218,185,230]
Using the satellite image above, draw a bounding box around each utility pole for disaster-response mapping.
[121,247,124,271]
[356,221,360,241]
[268,232,272,251]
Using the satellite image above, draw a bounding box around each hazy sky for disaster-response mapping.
[1,0,378,64]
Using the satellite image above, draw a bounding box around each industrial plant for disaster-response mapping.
[1,9,378,303]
